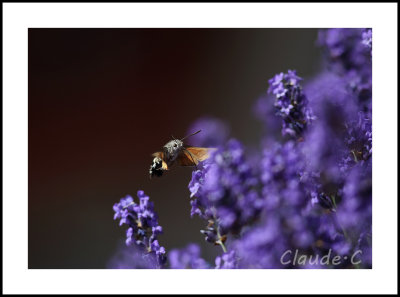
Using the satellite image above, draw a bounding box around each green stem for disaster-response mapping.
[210,208,228,253]
[351,150,359,163]
[333,212,350,243]
[330,195,337,210]
[123,202,135,209]
[219,240,227,253]
[216,223,228,253]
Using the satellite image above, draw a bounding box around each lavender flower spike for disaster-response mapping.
[189,139,263,249]
[113,190,166,268]
[268,70,314,138]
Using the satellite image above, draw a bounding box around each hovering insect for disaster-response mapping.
[149,130,215,178]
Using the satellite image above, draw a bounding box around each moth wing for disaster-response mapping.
[152,151,164,159]
[176,147,216,166]
[151,152,168,170]
[186,147,216,162]
[176,150,198,166]
[161,160,168,170]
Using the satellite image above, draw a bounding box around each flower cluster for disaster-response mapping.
[362,29,372,55]
[301,76,372,198]
[215,250,238,269]
[267,70,315,138]
[344,111,372,163]
[107,243,162,269]
[111,28,372,269]
[232,141,345,268]
[113,191,166,268]
[337,159,372,256]
[317,28,370,72]
[318,28,372,113]
[253,93,283,141]
[168,244,209,269]
[188,139,263,248]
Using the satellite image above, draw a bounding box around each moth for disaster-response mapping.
[149,130,214,178]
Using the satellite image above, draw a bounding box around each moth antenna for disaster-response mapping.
[171,134,176,140]
[181,130,202,141]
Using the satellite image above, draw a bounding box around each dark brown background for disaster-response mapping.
[28,28,321,268]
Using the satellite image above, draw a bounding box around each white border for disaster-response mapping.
[3,3,398,294]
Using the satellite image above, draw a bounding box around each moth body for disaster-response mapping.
[163,139,184,167]
[149,130,214,178]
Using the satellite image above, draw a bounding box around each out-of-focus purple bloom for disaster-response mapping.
[362,29,372,56]
[107,242,161,269]
[344,111,372,163]
[186,116,230,147]
[168,243,210,269]
[305,71,358,118]
[267,70,315,138]
[302,121,348,190]
[318,29,372,112]
[317,28,370,72]
[232,220,286,268]
[113,191,166,268]
[300,71,372,209]
[231,141,351,268]
[253,94,282,140]
[188,139,263,246]
[232,210,342,269]
[215,250,238,269]
[346,70,372,114]
[332,159,372,268]
[310,191,335,211]
[337,159,372,240]
[355,231,372,268]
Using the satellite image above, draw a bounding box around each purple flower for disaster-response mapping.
[355,231,372,268]
[113,191,166,268]
[299,71,372,220]
[168,243,210,269]
[253,94,283,142]
[186,116,230,147]
[107,243,161,269]
[336,159,372,238]
[317,29,372,112]
[229,140,353,268]
[317,28,370,71]
[344,111,372,162]
[302,71,371,180]
[215,250,238,269]
[188,139,263,246]
[267,70,315,138]
[362,29,372,56]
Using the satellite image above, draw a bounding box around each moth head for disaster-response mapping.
[164,139,184,156]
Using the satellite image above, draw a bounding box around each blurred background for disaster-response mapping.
[28,28,322,268]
